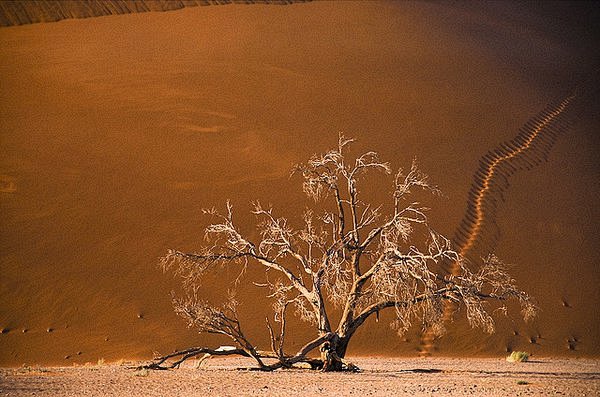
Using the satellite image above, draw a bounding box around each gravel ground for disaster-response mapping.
[1,357,599,396]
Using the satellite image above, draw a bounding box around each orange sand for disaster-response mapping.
[0,1,598,366]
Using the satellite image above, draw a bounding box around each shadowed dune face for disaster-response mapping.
[0,1,598,365]
[0,0,310,27]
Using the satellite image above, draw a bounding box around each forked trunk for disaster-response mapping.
[320,334,349,372]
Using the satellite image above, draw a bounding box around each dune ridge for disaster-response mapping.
[451,69,599,263]
[454,95,574,264]
[420,91,576,356]
[421,67,599,356]
[0,0,308,27]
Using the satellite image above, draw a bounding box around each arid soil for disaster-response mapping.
[1,357,599,397]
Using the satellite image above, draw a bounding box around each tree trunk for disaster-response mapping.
[320,334,349,372]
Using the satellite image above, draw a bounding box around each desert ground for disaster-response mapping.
[0,0,599,374]
[1,357,599,397]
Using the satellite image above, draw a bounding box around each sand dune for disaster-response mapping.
[0,1,598,366]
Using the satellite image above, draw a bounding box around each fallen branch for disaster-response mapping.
[140,346,252,370]
[141,338,330,371]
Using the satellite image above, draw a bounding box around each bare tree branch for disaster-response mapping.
[156,134,536,372]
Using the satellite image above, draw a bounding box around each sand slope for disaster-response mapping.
[0,1,598,366]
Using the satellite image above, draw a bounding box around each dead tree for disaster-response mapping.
[146,134,536,372]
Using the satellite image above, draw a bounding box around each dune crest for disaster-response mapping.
[0,0,308,27]
[455,93,575,264]
[421,85,593,355]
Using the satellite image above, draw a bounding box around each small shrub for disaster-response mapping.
[516,380,529,385]
[97,358,105,366]
[506,351,529,362]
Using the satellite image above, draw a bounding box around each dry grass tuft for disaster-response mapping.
[506,351,530,363]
